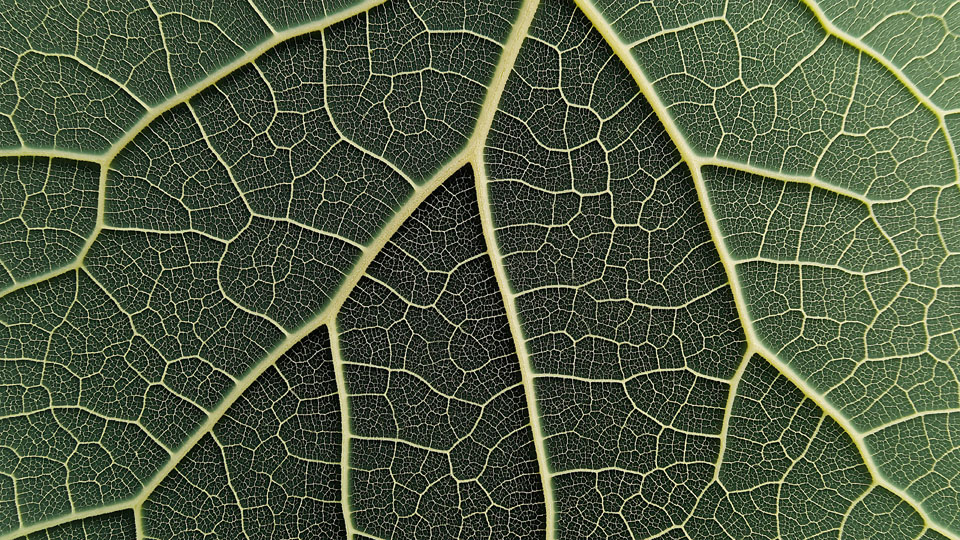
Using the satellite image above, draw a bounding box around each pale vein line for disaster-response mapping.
[3,1,954,539]
[712,348,752,487]
[246,0,278,34]
[22,51,154,113]
[134,504,144,540]
[861,409,960,438]
[470,1,552,538]
[328,321,358,540]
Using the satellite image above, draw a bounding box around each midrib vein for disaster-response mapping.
[468,0,552,537]
[475,155,557,537]
[328,321,359,540]
[573,1,960,539]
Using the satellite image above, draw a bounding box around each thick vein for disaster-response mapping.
[469,2,553,538]
[712,348,752,487]
[328,322,358,540]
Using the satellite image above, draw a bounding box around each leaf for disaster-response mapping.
[0,0,957,538]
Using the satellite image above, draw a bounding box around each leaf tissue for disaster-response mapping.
[1,0,959,538]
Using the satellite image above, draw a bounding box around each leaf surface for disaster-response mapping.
[0,0,958,538]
